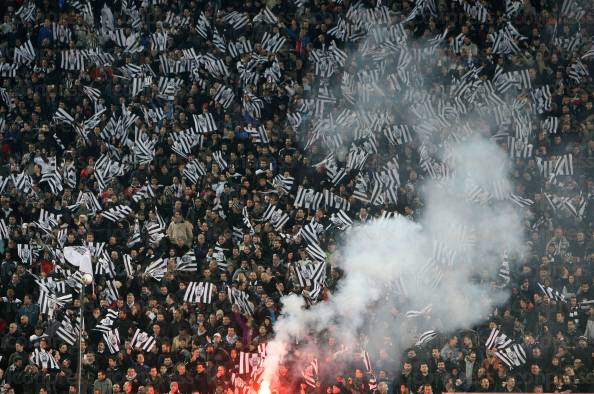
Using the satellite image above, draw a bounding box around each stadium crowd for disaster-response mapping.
[0,0,594,393]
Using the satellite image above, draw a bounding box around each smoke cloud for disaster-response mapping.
[262,135,525,387]
[260,4,528,391]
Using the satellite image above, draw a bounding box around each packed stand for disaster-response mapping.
[0,0,593,393]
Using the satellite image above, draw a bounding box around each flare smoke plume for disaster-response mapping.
[260,4,528,389]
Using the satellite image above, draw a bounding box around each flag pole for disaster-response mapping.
[77,283,84,394]
[78,273,92,394]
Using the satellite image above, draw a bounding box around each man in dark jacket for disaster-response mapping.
[171,362,193,394]
[193,362,210,394]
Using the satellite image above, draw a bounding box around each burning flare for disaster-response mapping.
[258,380,271,394]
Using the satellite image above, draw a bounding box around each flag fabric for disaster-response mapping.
[176,251,197,272]
[131,329,156,352]
[239,351,263,375]
[56,317,79,346]
[253,7,278,24]
[485,326,528,369]
[227,287,254,316]
[30,349,60,370]
[405,304,432,319]
[101,205,133,222]
[104,280,119,303]
[63,246,93,275]
[294,262,327,288]
[183,282,214,304]
[485,328,513,350]
[294,187,324,210]
[17,244,32,265]
[103,329,120,354]
[538,283,566,303]
[301,359,319,388]
[416,330,438,346]
[496,344,527,369]
[362,351,372,373]
[260,205,290,231]
[144,258,167,280]
[93,309,119,333]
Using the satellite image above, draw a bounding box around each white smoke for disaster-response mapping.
[258,4,529,390]
[261,136,525,387]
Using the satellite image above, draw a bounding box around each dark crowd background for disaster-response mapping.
[0,0,593,393]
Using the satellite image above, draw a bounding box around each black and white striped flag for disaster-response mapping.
[507,137,533,159]
[183,282,214,304]
[531,85,552,114]
[538,283,566,302]
[104,280,119,303]
[542,117,559,134]
[30,349,60,370]
[416,330,438,346]
[239,352,263,375]
[294,261,327,288]
[131,329,156,352]
[16,2,36,22]
[131,76,152,97]
[273,174,294,193]
[327,210,353,231]
[0,219,9,239]
[183,159,207,184]
[0,63,18,78]
[103,329,120,354]
[56,317,79,346]
[93,309,119,333]
[51,22,72,44]
[17,244,32,265]
[247,126,269,144]
[195,12,210,39]
[485,328,513,350]
[60,50,85,71]
[150,32,168,52]
[144,258,167,281]
[228,40,253,58]
[260,204,290,231]
[561,0,585,20]
[176,251,198,272]
[294,187,324,210]
[213,85,235,109]
[227,287,254,316]
[496,344,527,369]
[13,40,36,65]
[223,11,249,30]
[253,7,278,24]
[193,113,217,133]
[101,205,133,222]
[212,151,228,172]
[261,32,286,53]
[95,252,116,278]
